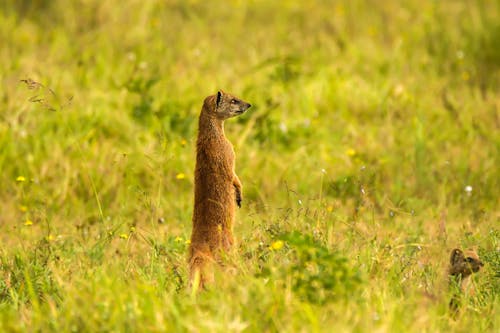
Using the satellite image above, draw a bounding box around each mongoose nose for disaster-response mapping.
[479,261,484,267]
[246,103,252,109]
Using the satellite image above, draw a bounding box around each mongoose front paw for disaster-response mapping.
[235,189,242,208]
[234,183,242,208]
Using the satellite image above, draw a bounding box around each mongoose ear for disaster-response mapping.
[216,90,223,109]
[450,249,464,265]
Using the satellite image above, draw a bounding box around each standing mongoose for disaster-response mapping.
[448,248,484,312]
[188,90,251,290]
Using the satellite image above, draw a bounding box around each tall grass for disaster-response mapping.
[0,0,498,331]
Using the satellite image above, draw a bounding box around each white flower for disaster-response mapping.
[126,52,136,61]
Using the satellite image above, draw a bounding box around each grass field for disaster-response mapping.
[0,0,499,331]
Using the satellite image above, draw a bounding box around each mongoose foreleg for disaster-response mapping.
[233,175,242,208]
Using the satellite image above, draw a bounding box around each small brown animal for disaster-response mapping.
[188,90,251,290]
[448,248,484,312]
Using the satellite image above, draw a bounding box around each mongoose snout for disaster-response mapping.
[468,257,484,272]
[234,102,251,114]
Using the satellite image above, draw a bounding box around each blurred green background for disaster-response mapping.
[0,0,498,331]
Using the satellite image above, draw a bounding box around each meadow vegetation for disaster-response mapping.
[0,0,499,331]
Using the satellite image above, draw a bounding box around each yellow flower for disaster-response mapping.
[174,236,183,242]
[16,176,26,182]
[181,139,187,146]
[46,234,55,242]
[335,4,344,16]
[130,226,136,232]
[19,205,28,212]
[185,239,191,245]
[24,219,33,226]
[368,26,377,37]
[119,233,128,239]
[269,240,284,251]
[346,149,356,157]
[327,206,334,213]
[393,84,405,97]
[176,173,186,180]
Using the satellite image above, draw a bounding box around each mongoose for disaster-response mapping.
[188,90,251,290]
[448,248,483,312]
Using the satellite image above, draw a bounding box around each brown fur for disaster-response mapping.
[188,90,251,290]
[448,248,483,312]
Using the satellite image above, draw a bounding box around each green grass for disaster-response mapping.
[1,0,499,331]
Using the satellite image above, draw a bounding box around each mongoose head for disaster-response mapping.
[207,90,251,120]
[448,248,484,278]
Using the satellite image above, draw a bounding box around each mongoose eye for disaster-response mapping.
[465,257,475,263]
[231,99,238,104]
